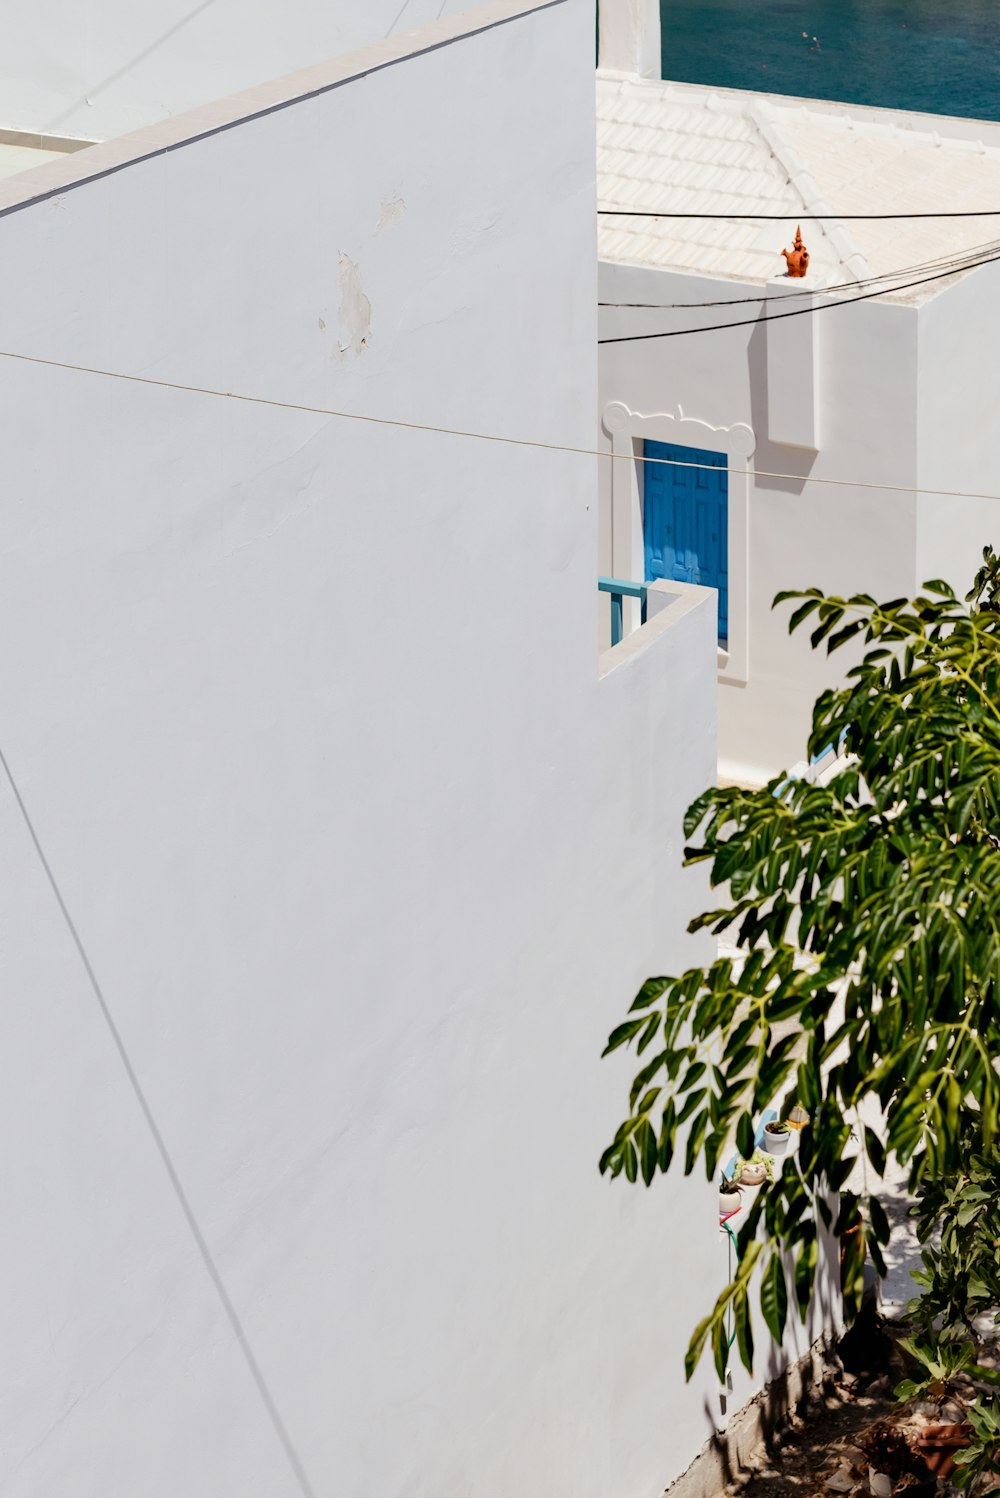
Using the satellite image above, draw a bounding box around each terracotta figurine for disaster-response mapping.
[781,225,809,278]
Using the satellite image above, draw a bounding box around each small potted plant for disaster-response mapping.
[735,1149,774,1188]
[763,1120,791,1156]
[896,1335,976,1481]
[719,1174,742,1217]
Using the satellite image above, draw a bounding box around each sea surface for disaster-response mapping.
[661,0,1000,122]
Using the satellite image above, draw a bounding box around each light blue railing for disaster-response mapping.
[773,729,850,799]
[598,577,648,647]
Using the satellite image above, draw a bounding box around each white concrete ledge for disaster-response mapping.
[665,1335,838,1498]
[0,0,566,218]
[0,127,95,153]
[599,579,716,679]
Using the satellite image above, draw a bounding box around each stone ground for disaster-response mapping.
[730,1369,898,1498]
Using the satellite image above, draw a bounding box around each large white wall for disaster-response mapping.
[915,260,1000,588]
[599,260,923,782]
[1,0,474,140]
[0,4,804,1494]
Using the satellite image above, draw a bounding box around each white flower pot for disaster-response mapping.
[719,1190,741,1216]
[762,1128,790,1155]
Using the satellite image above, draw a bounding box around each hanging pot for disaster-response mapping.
[719,1186,742,1216]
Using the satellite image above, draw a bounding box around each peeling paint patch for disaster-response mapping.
[318,317,326,331]
[336,253,372,357]
[376,197,406,235]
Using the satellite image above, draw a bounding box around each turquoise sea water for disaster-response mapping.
[661,0,1000,121]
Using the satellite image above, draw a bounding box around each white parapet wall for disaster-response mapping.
[1,0,480,140]
[597,0,661,79]
[0,2,835,1495]
[598,257,925,784]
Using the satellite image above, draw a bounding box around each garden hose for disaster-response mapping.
[723,1220,740,1350]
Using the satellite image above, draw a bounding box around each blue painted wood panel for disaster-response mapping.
[642,440,728,643]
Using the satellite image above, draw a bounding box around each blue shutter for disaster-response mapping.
[642,440,728,644]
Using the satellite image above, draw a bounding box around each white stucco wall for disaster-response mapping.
[0,4,820,1494]
[1,0,477,140]
[915,260,1000,588]
[599,260,924,782]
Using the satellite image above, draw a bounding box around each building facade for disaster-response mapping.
[0,2,840,1495]
[597,4,1000,782]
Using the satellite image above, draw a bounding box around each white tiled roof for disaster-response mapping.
[597,73,1000,298]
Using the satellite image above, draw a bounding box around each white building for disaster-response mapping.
[597,3,1000,784]
[0,2,839,1495]
[2,0,481,141]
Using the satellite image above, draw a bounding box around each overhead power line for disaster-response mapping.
[598,236,1000,310]
[598,245,1000,343]
[5,341,1000,504]
[598,207,1000,220]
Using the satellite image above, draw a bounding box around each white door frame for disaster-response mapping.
[602,401,755,685]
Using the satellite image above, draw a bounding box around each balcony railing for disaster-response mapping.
[598,576,647,647]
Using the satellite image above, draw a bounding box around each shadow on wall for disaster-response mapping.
[694,1218,843,1484]
[747,318,818,498]
[46,0,221,130]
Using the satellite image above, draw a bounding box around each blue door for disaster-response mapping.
[643,440,728,643]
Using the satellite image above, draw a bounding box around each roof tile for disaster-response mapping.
[597,72,1000,296]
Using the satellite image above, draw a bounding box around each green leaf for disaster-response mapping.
[638,1119,657,1187]
[684,1110,709,1176]
[957,1198,984,1228]
[712,1316,729,1383]
[658,1102,677,1173]
[734,1286,754,1373]
[736,1111,756,1159]
[760,1254,788,1344]
[868,1194,891,1247]
[864,1126,887,1178]
[603,1018,645,1056]
[629,977,670,1012]
[794,1236,818,1317]
[684,1312,714,1383]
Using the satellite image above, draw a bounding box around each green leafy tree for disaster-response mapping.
[600,548,1000,1381]
[908,1134,1000,1343]
[894,1138,1000,1492]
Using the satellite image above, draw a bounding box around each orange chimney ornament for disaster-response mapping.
[781,225,809,278]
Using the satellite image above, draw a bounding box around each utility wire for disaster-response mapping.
[598,236,1000,310]
[598,245,1000,344]
[598,207,1000,220]
[6,342,1000,505]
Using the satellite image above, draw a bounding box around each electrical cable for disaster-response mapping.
[598,235,1000,311]
[7,342,1000,504]
[598,244,1000,343]
[598,207,1000,221]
